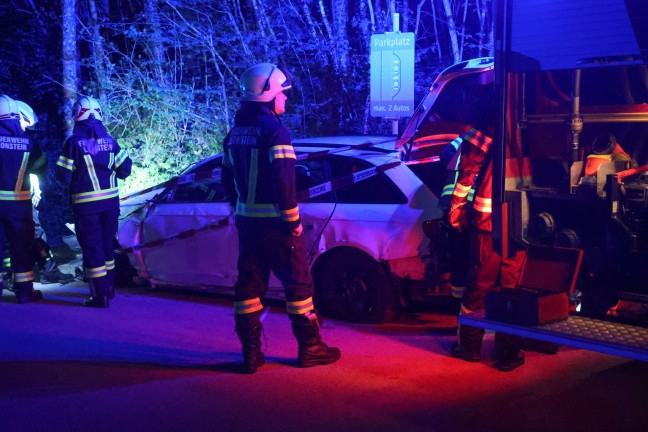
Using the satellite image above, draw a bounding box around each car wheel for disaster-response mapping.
[315,248,397,323]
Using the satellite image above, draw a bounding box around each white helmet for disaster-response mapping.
[240,63,292,102]
[15,100,38,130]
[73,96,103,122]
[0,94,19,121]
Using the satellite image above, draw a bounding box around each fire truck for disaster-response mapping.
[457,0,648,360]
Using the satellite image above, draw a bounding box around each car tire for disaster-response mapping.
[315,248,397,323]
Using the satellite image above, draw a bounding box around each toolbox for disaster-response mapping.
[485,245,584,326]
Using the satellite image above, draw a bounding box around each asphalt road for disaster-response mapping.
[2,278,647,432]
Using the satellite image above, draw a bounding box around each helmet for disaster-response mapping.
[73,96,103,122]
[0,94,19,121]
[15,100,38,130]
[240,63,292,102]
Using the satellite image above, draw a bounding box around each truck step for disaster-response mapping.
[459,313,648,362]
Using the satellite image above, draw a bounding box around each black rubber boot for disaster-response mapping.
[450,324,484,362]
[83,296,109,308]
[106,269,115,300]
[14,281,43,304]
[84,276,109,308]
[494,332,525,372]
[40,260,75,285]
[235,312,265,374]
[290,312,341,368]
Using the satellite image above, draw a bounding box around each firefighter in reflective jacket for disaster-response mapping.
[438,135,474,303]
[0,95,43,303]
[222,63,340,373]
[56,96,132,308]
[447,116,529,371]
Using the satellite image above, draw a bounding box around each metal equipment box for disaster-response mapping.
[485,245,583,325]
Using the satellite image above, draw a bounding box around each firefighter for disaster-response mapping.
[15,100,75,285]
[0,95,42,303]
[222,63,341,373]
[22,99,78,266]
[55,96,132,308]
[438,135,473,308]
[447,93,529,371]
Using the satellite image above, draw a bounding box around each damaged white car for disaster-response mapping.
[117,58,497,322]
[117,137,445,323]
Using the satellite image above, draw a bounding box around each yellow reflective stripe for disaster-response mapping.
[15,153,29,193]
[72,187,119,204]
[236,202,280,218]
[441,184,456,197]
[14,271,34,283]
[247,148,259,206]
[463,128,492,153]
[114,150,128,167]
[0,190,31,201]
[87,266,108,278]
[473,196,492,213]
[281,206,300,222]
[587,154,613,161]
[234,297,263,315]
[84,154,101,191]
[453,183,471,198]
[110,152,116,188]
[449,137,462,151]
[286,297,314,315]
[56,156,75,171]
[105,260,115,270]
[460,304,475,315]
[467,189,475,202]
[269,145,296,161]
[451,285,465,299]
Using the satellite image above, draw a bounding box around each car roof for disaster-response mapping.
[293,135,396,149]
[293,135,400,160]
[184,135,402,175]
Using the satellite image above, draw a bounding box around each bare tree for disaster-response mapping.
[441,0,461,63]
[331,0,349,74]
[62,0,77,136]
[145,0,167,84]
[87,0,108,101]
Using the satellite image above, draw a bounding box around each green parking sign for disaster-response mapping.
[370,32,415,118]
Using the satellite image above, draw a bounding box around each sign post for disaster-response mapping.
[370,14,415,135]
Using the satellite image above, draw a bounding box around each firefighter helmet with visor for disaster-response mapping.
[0,94,20,121]
[73,96,103,122]
[15,100,38,130]
[240,63,293,102]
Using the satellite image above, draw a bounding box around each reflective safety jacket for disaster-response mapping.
[0,119,41,202]
[439,135,475,212]
[222,102,301,230]
[449,128,531,232]
[55,120,131,214]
